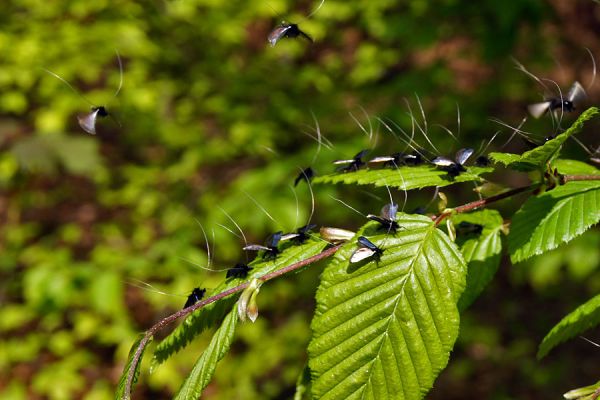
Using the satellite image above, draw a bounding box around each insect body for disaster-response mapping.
[183,287,206,309]
[333,150,368,172]
[281,224,317,244]
[350,236,384,263]
[268,23,313,46]
[243,231,282,259]
[226,263,253,279]
[367,203,400,233]
[432,148,474,178]
[455,221,483,236]
[528,81,587,119]
[294,167,314,186]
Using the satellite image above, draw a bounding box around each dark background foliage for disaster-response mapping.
[1,0,599,398]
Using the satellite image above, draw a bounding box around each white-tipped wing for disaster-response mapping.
[568,81,587,103]
[350,247,376,263]
[527,101,551,118]
[455,148,474,165]
[381,203,398,220]
[77,109,99,134]
[431,156,455,167]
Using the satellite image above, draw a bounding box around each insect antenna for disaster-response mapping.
[126,278,185,299]
[408,95,440,155]
[306,0,326,18]
[243,190,283,229]
[328,195,367,218]
[218,206,250,262]
[512,57,551,93]
[585,47,597,90]
[114,49,123,98]
[490,117,532,148]
[42,68,96,107]
[580,336,600,348]
[349,105,375,144]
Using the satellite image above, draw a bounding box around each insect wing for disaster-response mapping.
[184,287,206,309]
[297,28,313,43]
[357,236,378,251]
[455,148,474,166]
[354,149,369,160]
[567,81,587,104]
[369,156,396,164]
[381,203,398,221]
[280,233,300,241]
[294,167,314,186]
[332,159,354,165]
[268,25,292,46]
[243,244,271,252]
[350,247,376,263]
[77,108,100,134]
[367,215,386,225]
[528,101,551,119]
[266,231,283,247]
[431,156,455,167]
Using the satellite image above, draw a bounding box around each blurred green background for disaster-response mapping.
[1,0,600,399]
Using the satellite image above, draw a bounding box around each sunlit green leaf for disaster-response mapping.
[553,159,600,175]
[452,210,504,311]
[563,379,600,399]
[313,165,492,190]
[309,214,466,400]
[294,364,312,400]
[116,334,149,400]
[538,293,600,359]
[174,307,238,400]
[152,238,328,367]
[490,107,599,172]
[509,181,600,263]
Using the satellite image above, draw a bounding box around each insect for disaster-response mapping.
[243,231,282,259]
[528,81,587,119]
[43,51,123,135]
[431,148,474,178]
[455,221,483,236]
[183,287,207,309]
[281,224,317,244]
[333,149,369,172]
[350,236,384,263]
[474,155,491,167]
[369,153,405,168]
[268,23,313,46]
[226,263,253,279]
[367,203,400,234]
[294,167,314,186]
[403,151,425,166]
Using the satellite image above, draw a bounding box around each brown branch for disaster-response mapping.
[561,174,600,184]
[433,184,539,225]
[123,243,343,399]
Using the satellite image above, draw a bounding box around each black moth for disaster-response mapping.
[268,23,313,46]
[243,231,282,259]
[226,263,253,279]
[350,236,384,263]
[294,167,314,186]
[475,155,491,167]
[333,149,368,172]
[369,153,404,168]
[183,287,206,309]
[367,203,400,233]
[432,148,474,178]
[281,224,317,244]
[528,81,587,119]
[78,106,109,135]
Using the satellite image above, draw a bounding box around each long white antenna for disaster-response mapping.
[328,195,366,217]
[306,0,326,18]
[218,206,248,247]
[585,47,597,90]
[114,49,123,98]
[42,68,95,107]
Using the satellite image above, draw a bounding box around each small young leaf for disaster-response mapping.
[312,165,492,190]
[174,307,238,400]
[538,293,600,359]
[294,364,312,400]
[553,159,600,175]
[452,210,504,311]
[309,214,466,400]
[563,380,600,400]
[490,107,599,172]
[115,333,150,400]
[509,181,600,263]
[152,239,327,367]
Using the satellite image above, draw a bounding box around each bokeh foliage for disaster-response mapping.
[1,0,599,399]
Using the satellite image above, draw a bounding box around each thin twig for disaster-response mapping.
[124,243,343,398]
[561,174,600,183]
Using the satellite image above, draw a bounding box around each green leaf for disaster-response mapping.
[509,181,600,263]
[563,380,600,399]
[312,165,492,190]
[152,238,328,367]
[115,333,150,400]
[309,214,467,400]
[452,210,504,311]
[553,159,600,175]
[174,307,238,400]
[490,107,599,172]
[294,365,312,400]
[537,293,600,359]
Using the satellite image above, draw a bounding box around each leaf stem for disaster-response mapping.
[433,184,538,225]
[560,174,600,183]
[123,243,343,399]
